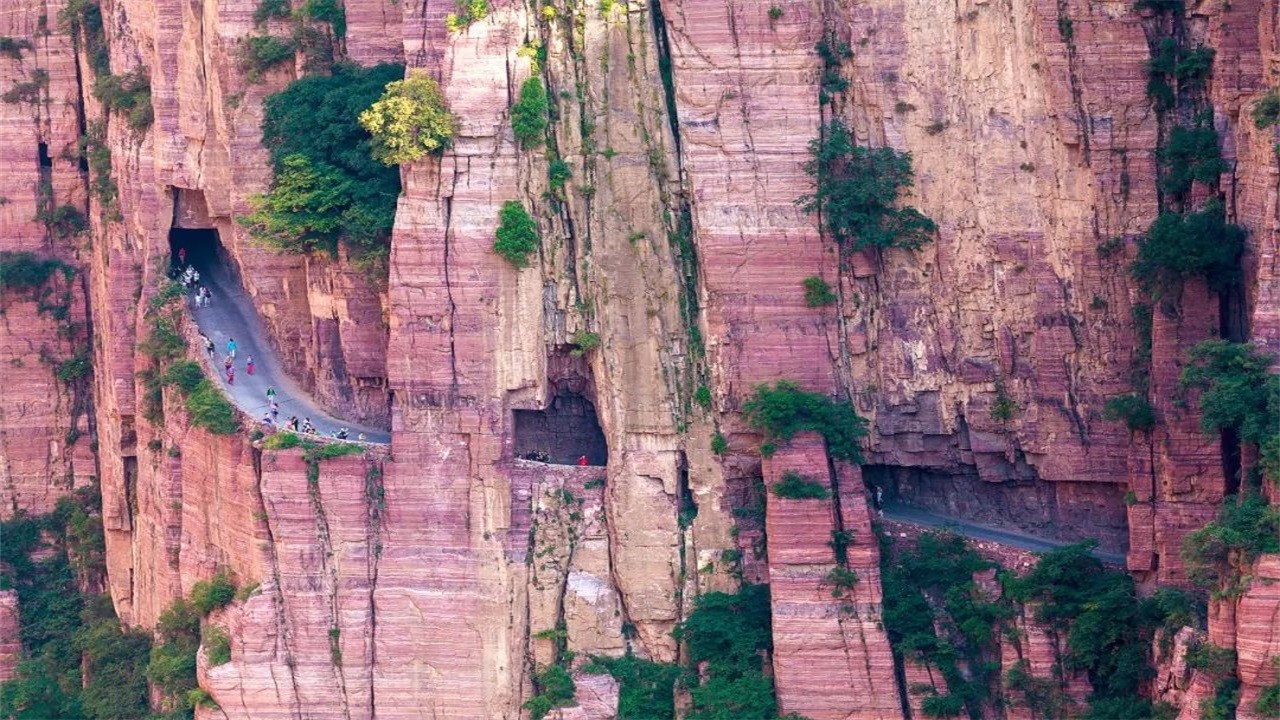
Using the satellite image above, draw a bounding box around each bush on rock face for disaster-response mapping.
[493,201,540,267]
[359,73,456,165]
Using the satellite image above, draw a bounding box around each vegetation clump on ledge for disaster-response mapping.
[799,118,936,252]
[510,76,549,149]
[0,251,73,294]
[241,62,405,258]
[359,72,456,165]
[493,200,540,267]
[743,380,867,461]
[771,470,830,499]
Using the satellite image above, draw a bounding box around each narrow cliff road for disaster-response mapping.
[183,258,390,444]
[881,503,1126,566]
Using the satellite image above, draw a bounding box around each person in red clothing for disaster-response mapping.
[246,355,255,375]
[177,247,186,265]
[577,455,588,466]
[227,366,235,385]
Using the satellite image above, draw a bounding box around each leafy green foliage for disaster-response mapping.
[881,531,1005,717]
[239,35,296,83]
[523,664,575,720]
[802,275,836,307]
[189,571,237,616]
[1256,673,1280,718]
[184,380,240,434]
[93,67,153,131]
[253,0,292,25]
[798,119,936,251]
[1158,121,1227,197]
[548,159,572,190]
[446,0,490,31]
[742,380,867,462]
[771,470,830,499]
[263,431,303,450]
[710,432,728,455]
[1145,37,1213,111]
[569,330,600,356]
[493,200,540,267]
[2,69,47,104]
[1181,493,1280,592]
[0,487,151,720]
[300,0,346,38]
[511,76,549,148]
[244,63,404,255]
[1185,641,1236,676]
[1004,542,1164,701]
[59,0,110,77]
[0,37,33,60]
[34,201,88,240]
[1253,91,1280,130]
[1201,678,1240,720]
[582,655,680,719]
[694,385,712,409]
[0,252,72,294]
[1181,340,1280,446]
[359,73,455,165]
[202,625,231,666]
[676,584,777,719]
[162,360,205,394]
[1102,394,1157,433]
[920,693,965,718]
[1130,199,1244,295]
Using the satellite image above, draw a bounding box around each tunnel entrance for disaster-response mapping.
[514,391,608,466]
[168,228,226,274]
[865,464,1129,555]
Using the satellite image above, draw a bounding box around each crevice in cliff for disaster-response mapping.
[440,193,460,394]
[302,453,352,719]
[1056,0,1091,163]
[649,0,707,423]
[363,457,386,718]
[252,449,305,720]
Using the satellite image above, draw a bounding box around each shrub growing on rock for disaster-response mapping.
[1102,393,1157,433]
[243,62,404,256]
[493,201,540,267]
[1253,91,1280,129]
[359,73,456,165]
[798,118,936,252]
[802,275,837,307]
[1130,199,1243,295]
[511,76,549,148]
[771,470,830,499]
[239,35,296,83]
[742,380,867,461]
[1158,119,1227,198]
[189,571,236,616]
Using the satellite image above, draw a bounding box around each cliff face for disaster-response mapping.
[1,0,1278,717]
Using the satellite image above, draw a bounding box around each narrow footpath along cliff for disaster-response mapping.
[1,0,1279,718]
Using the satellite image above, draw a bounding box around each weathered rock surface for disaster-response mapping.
[0,591,18,683]
[2,0,1280,717]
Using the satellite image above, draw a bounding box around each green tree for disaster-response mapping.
[511,76,548,148]
[1130,199,1244,295]
[244,62,405,256]
[798,119,936,251]
[742,380,867,461]
[359,73,456,165]
[493,201,540,267]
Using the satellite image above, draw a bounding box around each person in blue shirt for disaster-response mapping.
[227,337,238,358]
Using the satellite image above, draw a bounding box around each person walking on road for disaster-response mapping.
[246,355,255,376]
[270,400,279,419]
[178,247,187,265]
[227,338,237,359]
[266,386,277,403]
[227,365,235,385]
[205,338,215,358]
[288,416,299,432]
[224,355,233,374]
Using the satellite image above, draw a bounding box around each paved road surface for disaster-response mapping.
[881,503,1126,566]
[183,259,391,444]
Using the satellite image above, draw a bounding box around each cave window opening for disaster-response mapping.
[513,392,608,466]
[38,142,52,168]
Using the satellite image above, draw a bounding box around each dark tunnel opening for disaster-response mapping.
[513,392,608,466]
[168,227,225,273]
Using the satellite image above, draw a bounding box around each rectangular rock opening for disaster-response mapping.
[168,227,225,272]
[513,392,608,466]
[38,141,51,168]
[866,464,1129,555]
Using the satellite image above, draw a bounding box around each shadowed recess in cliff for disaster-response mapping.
[514,392,608,466]
[866,464,1130,556]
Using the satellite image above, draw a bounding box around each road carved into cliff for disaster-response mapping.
[882,503,1126,566]
[185,258,391,443]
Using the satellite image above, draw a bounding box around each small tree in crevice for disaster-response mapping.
[798,118,936,252]
[493,200,539,267]
[510,76,548,149]
[802,275,837,307]
[1130,199,1243,296]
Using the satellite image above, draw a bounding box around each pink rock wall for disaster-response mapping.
[0,591,18,683]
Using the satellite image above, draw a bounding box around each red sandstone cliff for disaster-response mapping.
[0,0,1278,717]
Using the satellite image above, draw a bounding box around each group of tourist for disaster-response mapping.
[178,247,371,444]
